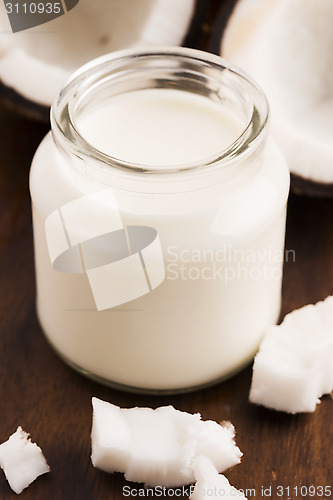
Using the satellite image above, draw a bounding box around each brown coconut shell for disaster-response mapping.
[0,80,50,123]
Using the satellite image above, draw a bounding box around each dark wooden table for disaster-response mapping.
[0,66,333,500]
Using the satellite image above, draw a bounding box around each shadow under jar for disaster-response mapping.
[29,47,290,394]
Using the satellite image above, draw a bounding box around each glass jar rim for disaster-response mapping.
[51,46,269,176]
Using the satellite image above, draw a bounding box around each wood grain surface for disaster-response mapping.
[0,39,333,500]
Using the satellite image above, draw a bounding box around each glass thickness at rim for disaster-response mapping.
[51,46,269,175]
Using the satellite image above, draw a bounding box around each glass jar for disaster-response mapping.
[29,47,290,393]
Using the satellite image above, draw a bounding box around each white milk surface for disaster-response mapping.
[30,88,290,391]
[76,89,244,167]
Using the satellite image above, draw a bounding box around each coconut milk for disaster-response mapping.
[29,49,290,392]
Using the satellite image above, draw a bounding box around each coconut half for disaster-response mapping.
[212,0,333,196]
[0,0,198,119]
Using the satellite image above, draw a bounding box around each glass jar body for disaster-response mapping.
[30,139,289,393]
[29,48,290,393]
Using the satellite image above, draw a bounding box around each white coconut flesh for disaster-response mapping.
[91,398,242,488]
[0,427,50,494]
[190,456,247,499]
[221,0,333,184]
[250,295,333,414]
[0,0,195,106]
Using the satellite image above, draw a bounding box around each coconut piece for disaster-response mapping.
[190,456,246,499]
[250,296,333,413]
[216,0,333,194]
[0,0,196,114]
[0,427,50,494]
[91,398,242,488]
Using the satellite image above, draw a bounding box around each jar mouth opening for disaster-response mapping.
[51,47,269,175]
